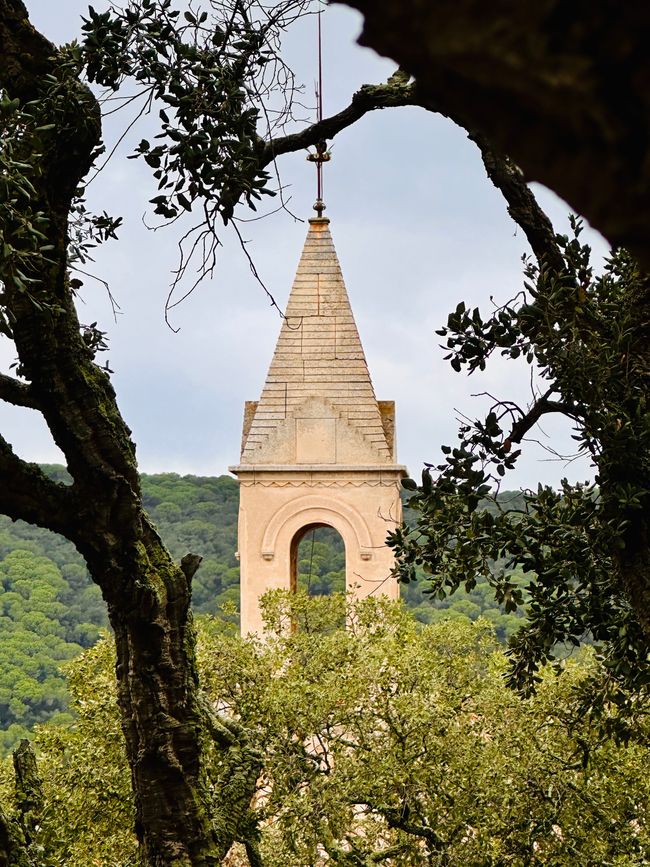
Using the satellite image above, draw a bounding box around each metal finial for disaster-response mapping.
[307,139,330,216]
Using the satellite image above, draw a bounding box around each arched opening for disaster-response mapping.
[290,523,346,597]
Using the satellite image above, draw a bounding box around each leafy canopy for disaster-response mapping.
[2,595,648,866]
[391,222,650,730]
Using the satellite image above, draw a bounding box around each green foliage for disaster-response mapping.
[0,471,242,750]
[0,470,534,751]
[0,470,243,750]
[0,550,81,735]
[142,472,240,614]
[4,596,647,865]
[34,636,136,865]
[0,507,106,647]
[391,225,650,712]
[78,0,303,231]
[400,491,529,639]
[0,48,109,334]
[0,473,108,754]
[204,595,650,865]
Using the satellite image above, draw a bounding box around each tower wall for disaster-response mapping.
[236,468,403,635]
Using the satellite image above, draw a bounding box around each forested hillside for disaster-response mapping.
[0,468,526,750]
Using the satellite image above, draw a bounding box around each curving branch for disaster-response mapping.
[363,800,450,851]
[261,71,566,277]
[0,373,40,410]
[468,132,565,274]
[0,433,76,535]
[259,71,419,166]
[503,390,578,453]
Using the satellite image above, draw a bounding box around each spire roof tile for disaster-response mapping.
[241,217,392,464]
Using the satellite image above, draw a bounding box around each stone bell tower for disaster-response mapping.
[230,215,406,635]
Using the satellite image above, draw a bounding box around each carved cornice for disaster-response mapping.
[230,463,407,490]
[229,464,408,473]
[239,479,401,488]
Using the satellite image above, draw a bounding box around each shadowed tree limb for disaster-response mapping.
[467,132,565,275]
[259,71,417,165]
[0,374,40,410]
[502,391,578,452]
[244,840,265,867]
[261,72,566,280]
[0,435,76,533]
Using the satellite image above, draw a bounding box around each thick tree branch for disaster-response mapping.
[262,72,565,277]
[504,391,577,452]
[467,133,565,274]
[370,802,448,850]
[260,71,417,166]
[0,0,57,101]
[0,433,76,534]
[244,840,264,867]
[0,373,40,410]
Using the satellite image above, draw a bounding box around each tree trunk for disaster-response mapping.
[0,3,260,862]
[12,740,42,847]
[82,524,228,864]
[0,809,28,867]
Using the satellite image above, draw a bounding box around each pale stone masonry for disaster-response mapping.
[230,216,406,635]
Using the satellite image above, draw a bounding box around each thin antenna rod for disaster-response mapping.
[317,9,323,205]
[307,5,330,218]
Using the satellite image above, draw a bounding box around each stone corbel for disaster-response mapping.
[262,551,274,561]
[360,549,372,561]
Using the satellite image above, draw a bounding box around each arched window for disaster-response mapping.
[290,523,345,597]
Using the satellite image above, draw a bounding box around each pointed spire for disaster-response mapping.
[240,217,393,465]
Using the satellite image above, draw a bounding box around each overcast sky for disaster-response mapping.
[0,1,609,489]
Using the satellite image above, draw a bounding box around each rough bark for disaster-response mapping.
[12,740,42,846]
[0,2,259,863]
[336,0,650,272]
[0,810,28,867]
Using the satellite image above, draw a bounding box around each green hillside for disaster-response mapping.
[0,469,526,750]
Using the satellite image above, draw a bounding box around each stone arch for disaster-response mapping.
[261,494,373,564]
